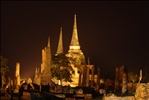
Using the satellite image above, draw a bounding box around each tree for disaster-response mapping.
[51,53,74,85]
[0,56,9,75]
[0,56,9,87]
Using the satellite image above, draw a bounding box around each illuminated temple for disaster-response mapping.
[34,14,99,87]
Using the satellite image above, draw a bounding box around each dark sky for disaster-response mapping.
[1,1,149,79]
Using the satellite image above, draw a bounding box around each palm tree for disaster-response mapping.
[51,53,74,85]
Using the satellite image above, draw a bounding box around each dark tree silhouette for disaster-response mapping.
[0,56,9,87]
[51,53,74,84]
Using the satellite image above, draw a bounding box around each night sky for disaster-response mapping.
[1,1,148,79]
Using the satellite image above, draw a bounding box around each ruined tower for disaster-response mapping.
[40,37,52,85]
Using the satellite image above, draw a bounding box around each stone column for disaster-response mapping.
[97,67,100,90]
[139,69,142,83]
[115,67,119,90]
[78,65,83,86]
[15,62,20,86]
[86,66,90,87]
[91,65,94,86]
[119,66,124,83]
[122,72,127,94]
[82,66,87,87]
[7,77,11,87]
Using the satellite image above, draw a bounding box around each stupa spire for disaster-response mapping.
[56,27,63,54]
[70,14,80,47]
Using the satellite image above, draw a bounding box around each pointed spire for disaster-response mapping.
[56,27,63,54]
[47,36,50,47]
[70,14,80,46]
[87,57,90,65]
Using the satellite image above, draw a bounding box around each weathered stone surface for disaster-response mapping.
[102,94,135,100]
[135,83,149,100]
